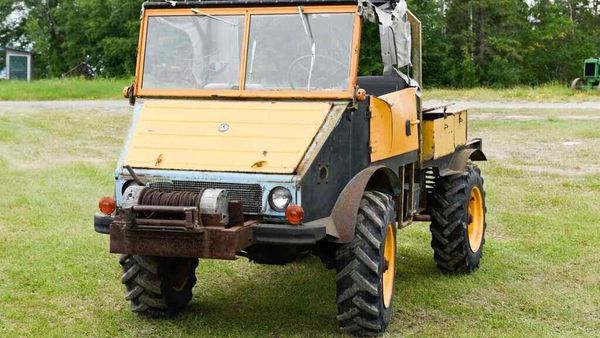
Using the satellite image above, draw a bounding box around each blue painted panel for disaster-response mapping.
[114,167,300,217]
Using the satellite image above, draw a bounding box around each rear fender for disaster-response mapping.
[329,166,400,243]
[439,148,487,177]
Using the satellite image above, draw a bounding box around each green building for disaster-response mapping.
[0,47,32,81]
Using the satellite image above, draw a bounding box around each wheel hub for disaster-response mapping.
[382,224,396,309]
[467,186,484,252]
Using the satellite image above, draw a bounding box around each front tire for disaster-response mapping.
[429,164,487,273]
[335,191,397,336]
[119,255,198,316]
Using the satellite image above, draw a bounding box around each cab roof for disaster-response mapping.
[143,0,393,9]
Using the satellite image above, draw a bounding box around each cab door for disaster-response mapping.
[369,87,419,162]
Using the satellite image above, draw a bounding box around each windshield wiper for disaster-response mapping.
[249,40,257,81]
[191,8,238,26]
[298,6,316,91]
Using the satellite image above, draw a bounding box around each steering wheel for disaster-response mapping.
[287,54,347,90]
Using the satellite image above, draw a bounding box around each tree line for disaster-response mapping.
[408,0,600,87]
[0,0,599,87]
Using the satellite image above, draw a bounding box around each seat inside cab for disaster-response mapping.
[357,18,411,97]
[357,75,408,97]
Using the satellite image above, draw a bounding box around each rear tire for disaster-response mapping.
[429,164,487,273]
[571,78,583,90]
[120,255,198,316]
[335,191,397,336]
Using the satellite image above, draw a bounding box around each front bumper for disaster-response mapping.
[94,213,113,234]
[252,223,326,246]
[94,215,326,258]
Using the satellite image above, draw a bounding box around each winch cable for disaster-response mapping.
[138,188,205,220]
[139,188,201,207]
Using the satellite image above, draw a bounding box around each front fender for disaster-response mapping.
[328,166,400,243]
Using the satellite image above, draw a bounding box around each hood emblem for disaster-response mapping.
[218,123,230,133]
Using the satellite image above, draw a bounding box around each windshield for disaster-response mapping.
[246,13,354,91]
[142,15,244,90]
[139,9,357,94]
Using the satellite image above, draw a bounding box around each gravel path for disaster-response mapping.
[0,100,130,113]
[424,100,600,111]
[0,99,598,113]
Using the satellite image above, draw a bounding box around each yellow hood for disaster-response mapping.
[124,99,332,174]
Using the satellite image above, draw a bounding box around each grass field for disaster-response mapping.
[0,78,128,100]
[1,78,599,102]
[425,83,600,102]
[0,106,599,337]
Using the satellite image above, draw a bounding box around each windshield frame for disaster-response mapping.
[135,5,361,99]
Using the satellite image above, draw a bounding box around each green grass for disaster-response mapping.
[426,82,600,102]
[0,107,599,337]
[1,78,599,102]
[0,78,130,100]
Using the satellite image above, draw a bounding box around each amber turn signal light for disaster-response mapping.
[99,196,116,215]
[285,204,304,225]
[355,88,367,102]
[122,86,131,98]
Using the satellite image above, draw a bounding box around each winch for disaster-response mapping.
[122,185,230,228]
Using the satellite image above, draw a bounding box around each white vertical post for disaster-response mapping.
[6,53,11,80]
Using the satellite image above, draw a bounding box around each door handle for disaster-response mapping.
[405,120,420,136]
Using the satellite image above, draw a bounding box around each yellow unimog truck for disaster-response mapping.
[94,0,488,335]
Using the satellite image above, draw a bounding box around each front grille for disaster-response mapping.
[149,180,263,214]
[585,63,596,77]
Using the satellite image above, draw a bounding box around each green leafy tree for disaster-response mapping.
[444,0,530,87]
[526,0,600,83]
[0,0,598,84]
[407,0,455,86]
[2,0,142,77]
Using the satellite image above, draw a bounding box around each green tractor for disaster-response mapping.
[571,57,600,91]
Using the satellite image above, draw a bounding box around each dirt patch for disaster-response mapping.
[425,100,600,111]
[469,112,600,121]
[472,113,600,121]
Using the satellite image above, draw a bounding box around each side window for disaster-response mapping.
[358,21,383,76]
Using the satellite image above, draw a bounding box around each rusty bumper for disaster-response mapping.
[99,218,326,260]
[109,221,255,260]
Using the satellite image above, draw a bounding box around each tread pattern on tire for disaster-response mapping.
[429,164,486,274]
[335,191,396,336]
[120,255,198,316]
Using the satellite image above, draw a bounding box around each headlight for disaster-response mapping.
[268,187,292,212]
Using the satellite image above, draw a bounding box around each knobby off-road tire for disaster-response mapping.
[119,255,198,316]
[335,191,397,336]
[429,164,487,273]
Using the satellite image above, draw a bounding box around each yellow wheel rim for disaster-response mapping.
[382,224,396,309]
[467,186,484,252]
